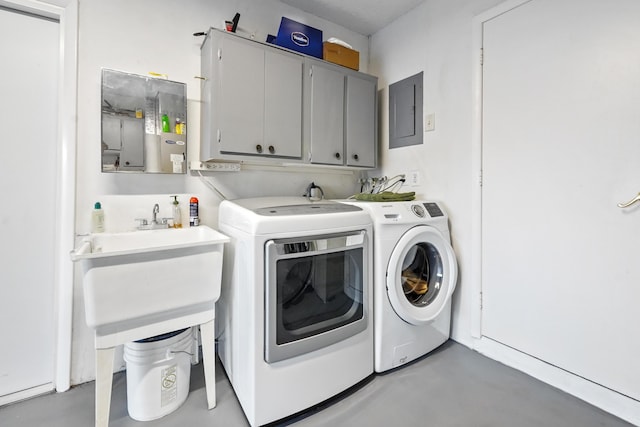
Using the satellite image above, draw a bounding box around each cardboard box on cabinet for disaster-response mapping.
[323,42,359,71]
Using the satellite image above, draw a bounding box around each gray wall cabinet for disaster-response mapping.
[201,30,303,161]
[306,60,377,168]
[201,29,377,169]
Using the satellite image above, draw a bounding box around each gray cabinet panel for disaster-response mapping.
[200,34,215,160]
[102,115,143,170]
[102,115,121,150]
[346,75,376,167]
[310,64,344,165]
[218,36,265,155]
[120,117,144,168]
[265,50,303,158]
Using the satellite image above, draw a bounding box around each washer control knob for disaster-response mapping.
[411,204,426,218]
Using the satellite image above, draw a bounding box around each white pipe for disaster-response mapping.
[53,0,79,393]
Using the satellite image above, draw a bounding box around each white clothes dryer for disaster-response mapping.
[341,200,457,373]
[217,197,373,426]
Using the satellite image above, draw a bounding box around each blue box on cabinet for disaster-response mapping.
[275,17,323,59]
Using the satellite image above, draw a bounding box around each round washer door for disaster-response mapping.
[386,225,458,325]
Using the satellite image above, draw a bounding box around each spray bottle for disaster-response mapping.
[189,197,199,226]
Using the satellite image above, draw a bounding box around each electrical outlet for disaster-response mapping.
[409,170,421,187]
[190,161,241,172]
[424,113,435,132]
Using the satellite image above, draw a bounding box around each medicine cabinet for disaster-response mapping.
[101,69,187,173]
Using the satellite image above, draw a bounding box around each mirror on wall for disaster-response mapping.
[101,69,187,173]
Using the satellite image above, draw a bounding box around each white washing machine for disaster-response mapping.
[342,200,457,373]
[217,197,373,426]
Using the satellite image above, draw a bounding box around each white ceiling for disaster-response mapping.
[278,0,424,36]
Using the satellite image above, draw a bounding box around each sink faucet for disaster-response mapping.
[152,203,160,224]
[136,203,169,230]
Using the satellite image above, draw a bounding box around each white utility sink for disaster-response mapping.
[71,226,229,328]
[71,225,229,427]
[71,226,229,330]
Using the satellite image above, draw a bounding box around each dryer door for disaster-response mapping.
[386,225,457,325]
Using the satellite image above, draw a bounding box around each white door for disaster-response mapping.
[0,8,59,398]
[482,0,640,401]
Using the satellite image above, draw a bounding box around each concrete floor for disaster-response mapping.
[0,341,633,427]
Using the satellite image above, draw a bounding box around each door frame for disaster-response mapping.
[0,0,78,396]
[471,1,640,424]
[470,0,532,341]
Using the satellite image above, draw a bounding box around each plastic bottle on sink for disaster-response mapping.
[91,202,105,233]
[171,196,182,228]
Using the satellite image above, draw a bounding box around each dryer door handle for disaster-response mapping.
[617,192,640,208]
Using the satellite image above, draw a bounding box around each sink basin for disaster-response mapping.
[71,226,229,331]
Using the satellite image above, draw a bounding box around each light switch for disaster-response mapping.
[409,170,421,187]
[424,113,435,132]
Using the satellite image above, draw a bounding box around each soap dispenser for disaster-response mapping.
[171,196,182,228]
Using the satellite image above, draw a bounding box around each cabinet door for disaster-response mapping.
[120,117,144,169]
[102,115,121,150]
[309,64,344,165]
[346,75,376,167]
[218,36,265,156]
[200,33,215,160]
[265,50,303,158]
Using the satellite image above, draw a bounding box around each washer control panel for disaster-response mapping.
[411,204,426,217]
[423,202,444,218]
[347,200,447,224]
[410,202,444,218]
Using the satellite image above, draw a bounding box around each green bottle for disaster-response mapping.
[161,114,170,133]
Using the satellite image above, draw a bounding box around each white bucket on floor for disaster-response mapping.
[123,327,194,421]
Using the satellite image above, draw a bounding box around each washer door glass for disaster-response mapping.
[386,226,457,325]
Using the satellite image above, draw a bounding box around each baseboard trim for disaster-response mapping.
[0,383,54,407]
[474,337,639,426]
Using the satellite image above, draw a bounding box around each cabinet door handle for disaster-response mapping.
[256,144,263,154]
[353,154,359,161]
[268,145,275,154]
[335,152,341,159]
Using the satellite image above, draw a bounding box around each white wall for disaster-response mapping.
[72,0,370,384]
[369,0,504,347]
